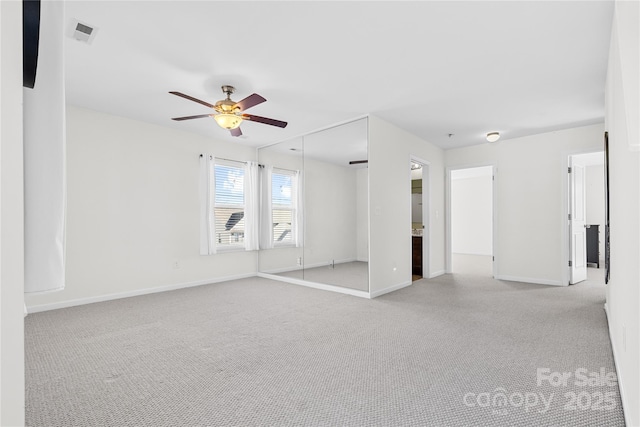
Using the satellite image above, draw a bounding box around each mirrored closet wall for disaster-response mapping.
[257,117,369,294]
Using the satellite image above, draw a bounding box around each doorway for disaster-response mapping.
[447,165,495,276]
[410,157,430,281]
[567,152,605,284]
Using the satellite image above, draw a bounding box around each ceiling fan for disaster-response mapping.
[169,85,288,137]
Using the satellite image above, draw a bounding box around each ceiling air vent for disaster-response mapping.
[69,20,98,44]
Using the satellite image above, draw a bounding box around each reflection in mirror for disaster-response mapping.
[257,137,303,276]
[258,118,369,294]
[299,119,368,291]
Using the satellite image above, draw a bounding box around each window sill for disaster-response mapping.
[273,243,297,249]
[215,246,246,253]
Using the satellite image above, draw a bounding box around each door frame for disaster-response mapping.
[562,149,604,285]
[568,156,588,284]
[445,163,497,278]
[410,156,430,279]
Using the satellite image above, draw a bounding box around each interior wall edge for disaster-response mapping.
[604,303,632,426]
[368,280,413,299]
[367,114,446,293]
[0,1,26,424]
[428,270,446,279]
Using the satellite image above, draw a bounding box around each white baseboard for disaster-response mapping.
[452,252,493,256]
[429,270,446,278]
[262,258,359,275]
[369,281,412,298]
[496,275,565,287]
[257,272,370,299]
[26,273,257,314]
[262,265,303,274]
[305,258,357,269]
[603,303,631,427]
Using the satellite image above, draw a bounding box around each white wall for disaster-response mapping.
[25,106,258,311]
[303,157,358,267]
[368,115,445,295]
[23,1,65,294]
[604,1,639,424]
[451,169,493,256]
[446,124,604,286]
[0,1,25,424]
[356,168,369,262]
[585,164,605,263]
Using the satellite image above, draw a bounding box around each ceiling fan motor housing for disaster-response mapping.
[215,86,241,114]
[215,99,240,114]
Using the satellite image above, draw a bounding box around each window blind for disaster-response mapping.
[272,169,295,245]
[214,160,246,249]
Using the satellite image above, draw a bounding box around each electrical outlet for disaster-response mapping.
[172,260,180,270]
[296,257,302,266]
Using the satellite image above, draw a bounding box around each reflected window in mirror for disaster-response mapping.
[271,168,300,247]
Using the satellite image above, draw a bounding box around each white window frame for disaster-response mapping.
[272,168,297,248]
[213,159,246,252]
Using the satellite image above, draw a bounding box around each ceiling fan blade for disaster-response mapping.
[235,93,266,111]
[242,114,288,128]
[230,127,243,137]
[169,91,215,109]
[171,114,213,121]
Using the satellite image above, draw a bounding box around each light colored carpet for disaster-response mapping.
[25,271,624,426]
[276,261,369,291]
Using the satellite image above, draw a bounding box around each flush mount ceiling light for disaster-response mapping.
[486,132,500,142]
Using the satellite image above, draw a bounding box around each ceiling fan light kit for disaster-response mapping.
[214,113,243,130]
[486,131,500,142]
[170,85,287,137]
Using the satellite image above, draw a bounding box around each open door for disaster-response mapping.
[569,157,587,284]
[410,157,430,281]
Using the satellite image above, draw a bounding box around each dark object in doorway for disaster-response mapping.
[586,225,600,269]
[604,131,610,284]
[412,236,422,277]
[23,0,41,88]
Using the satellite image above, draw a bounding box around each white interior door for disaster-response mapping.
[569,158,587,284]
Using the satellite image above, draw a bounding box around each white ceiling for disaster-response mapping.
[64,1,614,150]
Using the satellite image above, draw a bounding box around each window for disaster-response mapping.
[272,169,296,246]
[214,160,245,250]
[200,156,295,253]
